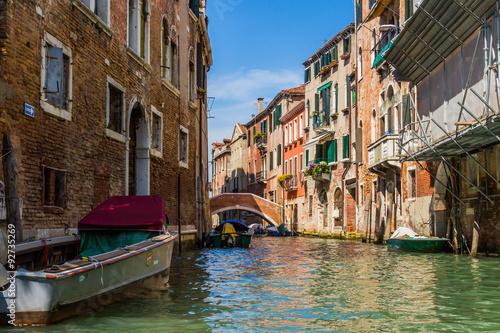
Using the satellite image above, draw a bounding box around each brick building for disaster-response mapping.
[382,0,500,253]
[355,0,431,241]
[280,100,306,232]
[302,23,357,236]
[0,0,212,247]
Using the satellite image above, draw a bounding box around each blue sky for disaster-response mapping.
[206,0,356,146]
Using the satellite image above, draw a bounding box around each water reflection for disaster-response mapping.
[5,237,500,332]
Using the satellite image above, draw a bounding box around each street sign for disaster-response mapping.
[24,103,35,117]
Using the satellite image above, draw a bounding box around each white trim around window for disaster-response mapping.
[150,105,163,158]
[105,75,126,142]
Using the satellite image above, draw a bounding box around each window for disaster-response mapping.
[294,118,298,141]
[314,60,320,76]
[306,100,310,127]
[43,166,66,208]
[284,125,288,145]
[343,134,350,160]
[128,0,150,61]
[408,168,416,199]
[161,18,170,80]
[304,67,311,83]
[189,48,195,103]
[334,83,338,114]
[343,36,351,54]
[289,123,293,144]
[299,153,304,181]
[299,115,304,138]
[358,47,363,79]
[331,46,338,62]
[80,0,110,25]
[405,0,414,21]
[170,27,179,88]
[179,126,189,168]
[285,160,288,174]
[189,0,200,15]
[41,32,72,121]
[151,106,163,156]
[106,76,125,139]
[371,29,377,65]
[270,151,274,171]
[294,156,298,178]
[277,144,282,166]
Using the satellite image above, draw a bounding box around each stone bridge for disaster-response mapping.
[209,193,283,226]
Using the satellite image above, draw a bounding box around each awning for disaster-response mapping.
[78,195,166,231]
[364,0,392,23]
[383,0,497,84]
[317,82,332,92]
[303,133,332,149]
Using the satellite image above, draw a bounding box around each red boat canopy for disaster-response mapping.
[78,196,165,231]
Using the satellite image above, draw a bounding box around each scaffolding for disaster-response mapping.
[381,1,500,207]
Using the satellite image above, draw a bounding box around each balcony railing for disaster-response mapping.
[312,114,331,133]
[256,137,267,153]
[367,134,400,169]
[283,175,298,191]
[373,26,400,69]
[256,171,267,184]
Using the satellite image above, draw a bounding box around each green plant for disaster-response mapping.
[253,132,266,140]
[303,161,329,177]
[197,87,206,93]
[312,110,319,116]
[278,174,292,184]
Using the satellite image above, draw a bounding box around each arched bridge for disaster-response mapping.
[210,193,283,226]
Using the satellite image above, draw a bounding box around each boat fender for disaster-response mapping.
[0,229,6,265]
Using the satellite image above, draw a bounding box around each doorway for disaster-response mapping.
[128,101,150,196]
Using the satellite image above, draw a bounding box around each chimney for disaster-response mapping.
[257,98,264,114]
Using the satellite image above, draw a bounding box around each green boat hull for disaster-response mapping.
[387,237,449,253]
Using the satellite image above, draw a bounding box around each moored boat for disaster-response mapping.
[386,227,449,253]
[208,220,253,248]
[0,195,177,325]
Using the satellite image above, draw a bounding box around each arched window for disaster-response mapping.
[161,18,170,80]
[371,109,377,142]
[128,0,150,61]
[170,27,179,88]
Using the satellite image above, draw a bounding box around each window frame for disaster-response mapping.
[42,165,67,209]
[179,125,189,168]
[150,105,163,157]
[105,75,126,142]
[40,31,73,121]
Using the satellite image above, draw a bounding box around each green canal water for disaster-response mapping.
[5,237,500,332]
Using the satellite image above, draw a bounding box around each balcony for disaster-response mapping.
[373,25,400,72]
[256,171,267,184]
[255,136,267,154]
[367,134,401,170]
[312,114,332,134]
[283,175,298,192]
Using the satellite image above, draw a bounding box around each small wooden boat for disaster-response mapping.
[208,220,252,248]
[0,195,177,325]
[386,227,449,253]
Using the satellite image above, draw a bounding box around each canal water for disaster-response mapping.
[5,237,500,332]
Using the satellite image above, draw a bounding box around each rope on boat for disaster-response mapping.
[87,257,104,286]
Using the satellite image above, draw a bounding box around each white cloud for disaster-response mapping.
[207,68,302,146]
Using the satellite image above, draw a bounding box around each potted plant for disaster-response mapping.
[196,87,206,98]
[304,162,330,181]
[278,174,292,185]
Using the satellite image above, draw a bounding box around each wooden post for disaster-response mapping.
[452,217,459,254]
[373,194,382,244]
[471,193,483,257]
[2,135,23,243]
[362,194,371,243]
[385,192,394,240]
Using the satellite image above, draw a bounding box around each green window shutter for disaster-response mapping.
[253,126,256,143]
[270,151,274,171]
[346,76,351,107]
[247,132,250,147]
[315,143,323,160]
[305,149,309,166]
[327,140,335,163]
[269,114,273,133]
[315,93,319,111]
[402,94,412,128]
[277,144,281,166]
[333,139,338,161]
[406,0,412,20]
[343,134,350,159]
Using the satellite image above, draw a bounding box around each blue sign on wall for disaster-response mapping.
[24,103,35,117]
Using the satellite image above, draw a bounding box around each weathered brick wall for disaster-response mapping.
[0,0,203,237]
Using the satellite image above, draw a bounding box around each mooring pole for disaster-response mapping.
[178,173,182,253]
[2,134,23,243]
